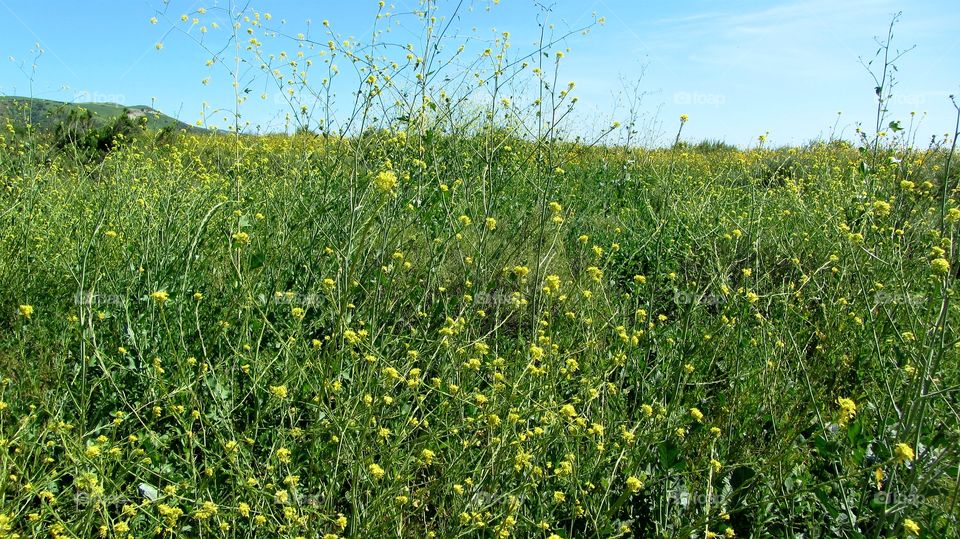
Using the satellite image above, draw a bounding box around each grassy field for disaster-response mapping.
[0,5,959,539]
[1,128,957,538]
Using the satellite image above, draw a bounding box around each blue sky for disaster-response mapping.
[0,0,957,146]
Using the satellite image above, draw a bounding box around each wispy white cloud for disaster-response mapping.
[638,0,903,77]
[565,0,958,144]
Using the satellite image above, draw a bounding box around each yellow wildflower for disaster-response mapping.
[836,397,856,426]
[894,443,915,464]
[368,463,385,480]
[374,170,398,192]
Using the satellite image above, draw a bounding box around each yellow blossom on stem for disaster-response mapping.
[894,443,915,464]
[374,170,398,192]
[368,463,385,480]
[836,397,856,426]
[931,257,950,275]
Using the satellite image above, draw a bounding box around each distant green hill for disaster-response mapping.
[0,96,200,133]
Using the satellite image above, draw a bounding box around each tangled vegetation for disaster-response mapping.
[1,2,958,538]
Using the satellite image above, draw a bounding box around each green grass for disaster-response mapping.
[0,129,957,538]
[0,5,957,538]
